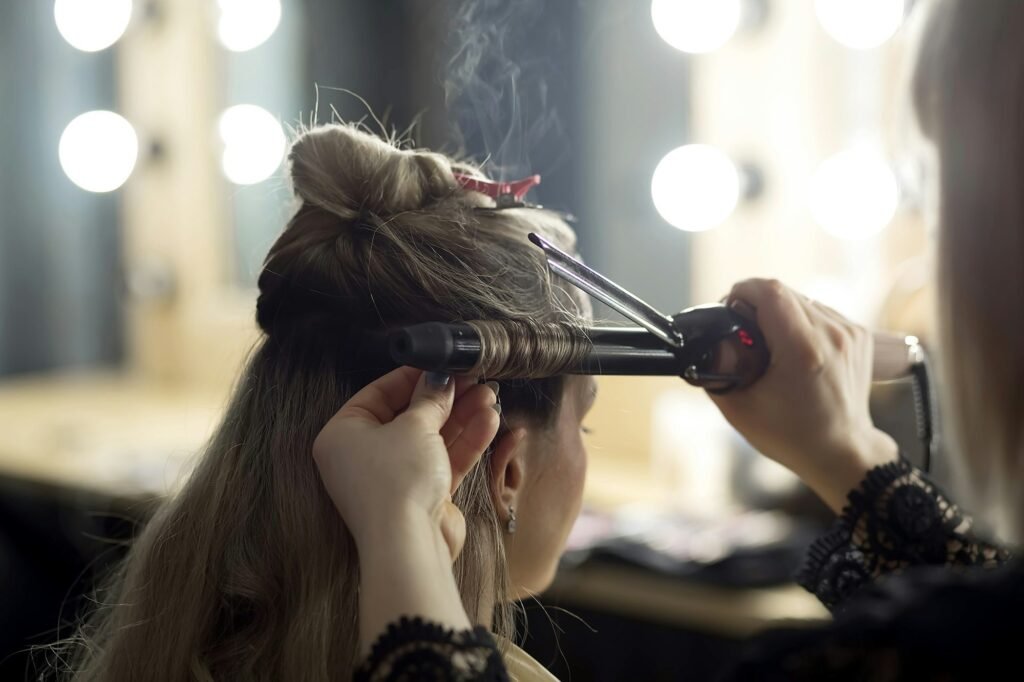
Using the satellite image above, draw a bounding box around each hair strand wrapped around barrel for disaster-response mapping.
[465,320,591,379]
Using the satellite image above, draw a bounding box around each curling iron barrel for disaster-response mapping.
[388,322,483,373]
[389,306,925,391]
[389,303,778,389]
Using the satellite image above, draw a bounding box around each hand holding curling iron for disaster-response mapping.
[709,279,900,513]
[526,232,912,510]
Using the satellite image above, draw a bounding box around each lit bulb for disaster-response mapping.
[219,105,286,185]
[651,0,742,54]
[814,0,905,50]
[651,145,741,232]
[59,111,138,193]
[808,148,899,240]
[54,0,132,52]
[218,0,282,52]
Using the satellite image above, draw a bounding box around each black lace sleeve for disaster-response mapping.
[353,616,509,682]
[797,457,1010,611]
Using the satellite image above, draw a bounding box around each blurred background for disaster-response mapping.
[0,0,936,679]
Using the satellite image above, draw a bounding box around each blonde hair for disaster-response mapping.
[912,0,1024,540]
[464,320,590,378]
[57,123,587,680]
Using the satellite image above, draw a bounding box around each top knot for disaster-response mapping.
[287,124,456,220]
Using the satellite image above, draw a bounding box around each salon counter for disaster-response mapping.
[523,562,828,680]
[545,562,827,638]
[0,371,221,499]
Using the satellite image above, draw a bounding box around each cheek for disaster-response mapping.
[528,433,587,538]
[509,431,588,595]
[552,431,587,528]
[565,435,587,503]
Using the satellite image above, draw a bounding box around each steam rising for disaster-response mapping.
[444,0,570,182]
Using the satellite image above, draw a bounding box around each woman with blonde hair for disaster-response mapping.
[59,123,597,681]
[328,0,1023,679]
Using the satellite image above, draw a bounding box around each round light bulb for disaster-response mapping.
[218,0,282,52]
[651,0,742,54]
[219,105,286,185]
[54,0,132,52]
[652,145,741,232]
[814,0,905,50]
[59,111,139,193]
[808,148,900,240]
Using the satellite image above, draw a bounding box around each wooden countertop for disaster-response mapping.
[546,562,828,637]
[0,371,223,498]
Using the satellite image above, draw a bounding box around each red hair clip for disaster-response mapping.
[452,173,541,209]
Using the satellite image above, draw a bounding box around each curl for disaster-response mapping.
[466,320,590,379]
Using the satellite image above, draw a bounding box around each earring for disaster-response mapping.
[507,505,517,534]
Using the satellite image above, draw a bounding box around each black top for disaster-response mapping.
[355,458,1013,681]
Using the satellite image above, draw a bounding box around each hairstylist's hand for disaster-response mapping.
[314,368,501,649]
[709,279,899,513]
[313,367,501,561]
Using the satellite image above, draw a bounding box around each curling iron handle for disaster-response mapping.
[725,328,924,387]
[710,309,923,391]
[721,321,771,391]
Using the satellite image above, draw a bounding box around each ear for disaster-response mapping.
[489,428,527,511]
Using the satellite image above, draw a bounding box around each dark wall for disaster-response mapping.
[0,3,123,376]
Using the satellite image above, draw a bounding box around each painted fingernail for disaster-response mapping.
[485,380,500,397]
[426,372,452,390]
[492,402,502,415]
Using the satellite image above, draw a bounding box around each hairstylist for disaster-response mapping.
[317,1,1024,679]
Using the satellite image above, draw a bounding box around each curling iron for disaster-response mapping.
[389,232,929,393]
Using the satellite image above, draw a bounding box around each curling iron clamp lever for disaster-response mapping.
[528,232,770,392]
[528,233,681,348]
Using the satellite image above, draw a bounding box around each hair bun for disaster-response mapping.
[287,124,455,219]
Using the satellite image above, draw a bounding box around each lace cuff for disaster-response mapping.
[354,616,509,682]
[797,457,1009,611]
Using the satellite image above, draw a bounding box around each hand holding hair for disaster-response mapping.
[311,366,502,652]
[707,278,899,514]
